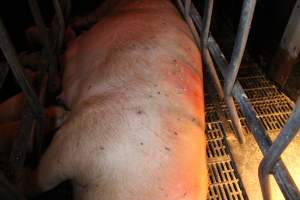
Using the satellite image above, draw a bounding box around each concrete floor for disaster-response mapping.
[227,130,300,200]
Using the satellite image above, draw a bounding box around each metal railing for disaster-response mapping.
[0,0,70,196]
[176,0,300,199]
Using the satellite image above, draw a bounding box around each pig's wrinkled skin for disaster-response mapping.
[33,0,208,199]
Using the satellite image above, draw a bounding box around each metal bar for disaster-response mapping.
[10,72,46,181]
[209,29,300,200]
[224,0,256,97]
[0,18,42,117]
[52,0,65,52]
[224,0,256,144]
[259,97,300,200]
[0,171,23,200]
[191,0,245,143]
[202,0,224,99]
[184,0,191,18]
[225,96,245,143]
[0,62,9,88]
[189,4,300,199]
[177,0,201,46]
[10,105,35,180]
[28,0,58,91]
[223,0,257,144]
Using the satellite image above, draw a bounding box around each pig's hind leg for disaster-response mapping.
[27,126,74,196]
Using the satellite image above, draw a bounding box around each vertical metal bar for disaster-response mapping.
[52,0,65,52]
[259,97,300,200]
[223,0,257,144]
[178,0,201,46]
[202,0,224,99]
[184,0,191,18]
[225,96,245,143]
[224,0,257,97]
[221,0,255,142]
[0,62,9,88]
[28,0,58,91]
[0,18,42,117]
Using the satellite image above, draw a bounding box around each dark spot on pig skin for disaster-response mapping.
[177,118,181,121]
[100,147,105,150]
[137,110,143,115]
[174,131,178,136]
[162,22,166,25]
[154,84,158,87]
[140,142,144,146]
[183,192,187,197]
[157,91,161,95]
[88,85,92,90]
[165,147,170,151]
[148,95,153,98]
[192,117,196,122]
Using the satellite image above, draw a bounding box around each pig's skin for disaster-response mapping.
[34,0,208,199]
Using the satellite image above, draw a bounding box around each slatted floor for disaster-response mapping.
[205,65,295,200]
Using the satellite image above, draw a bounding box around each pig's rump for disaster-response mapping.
[35,0,208,199]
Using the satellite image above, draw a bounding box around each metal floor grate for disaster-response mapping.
[205,65,295,200]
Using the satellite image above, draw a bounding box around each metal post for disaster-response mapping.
[202,0,224,99]
[259,97,300,200]
[269,0,300,86]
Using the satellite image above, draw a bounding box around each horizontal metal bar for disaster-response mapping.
[189,4,300,199]
[0,18,42,117]
[259,97,300,200]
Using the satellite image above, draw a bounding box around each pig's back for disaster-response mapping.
[57,0,207,199]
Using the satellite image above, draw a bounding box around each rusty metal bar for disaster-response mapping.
[259,97,300,200]
[0,18,42,117]
[189,3,300,199]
